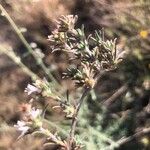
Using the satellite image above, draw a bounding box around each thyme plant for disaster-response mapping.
[14,15,124,150]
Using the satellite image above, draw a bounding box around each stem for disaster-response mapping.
[117,127,150,145]
[68,71,106,148]
[0,45,39,81]
[0,4,60,87]
[43,119,68,136]
[35,128,66,147]
[102,84,128,106]
[69,88,90,148]
[104,127,150,150]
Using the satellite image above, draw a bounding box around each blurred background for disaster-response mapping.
[0,0,149,150]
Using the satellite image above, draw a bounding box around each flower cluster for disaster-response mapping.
[14,78,82,149]
[48,15,125,89]
[63,63,96,88]
[14,104,43,140]
[24,78,76,119]
[15,88,68,148]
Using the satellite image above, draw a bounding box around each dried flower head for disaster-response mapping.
[63,63,96,88]
[56,15,78,32]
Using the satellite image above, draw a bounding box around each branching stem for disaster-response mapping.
[69,88,90,149]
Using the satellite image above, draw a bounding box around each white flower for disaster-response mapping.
[29,108,42,120]
[24,84,41,95]
[14,108,43,140]
[14,121,30,139]
[14,121,30,132]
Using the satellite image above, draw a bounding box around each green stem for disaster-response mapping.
[0,45,38,81]
[43,119,68,136]
[0,4,60,87]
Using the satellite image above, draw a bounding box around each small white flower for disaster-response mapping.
[14,121,30,139]
[14,121,29,132]
[14,108,43,140]
[24,84,41,95]
[29,108,42,120]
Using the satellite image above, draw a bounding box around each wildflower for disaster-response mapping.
[139,30,148,38]
[24,84,41,95]
[18,103,32,113]
[28,108,42,120]
[14,108,43,139]
[14,120,30,139]
[22,107,42,123]
[14,120,30,133]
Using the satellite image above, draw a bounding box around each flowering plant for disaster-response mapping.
[14,15,125,150]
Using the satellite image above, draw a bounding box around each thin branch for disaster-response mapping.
[67,71,107,148]
[104,127,150,150]
[69,88,90,148]
[117,127,150,145]
[0,46,69,136]
[0,45,39,81]
[0,4,60,87]
[102,84,128,106]
[43,119,68,136]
